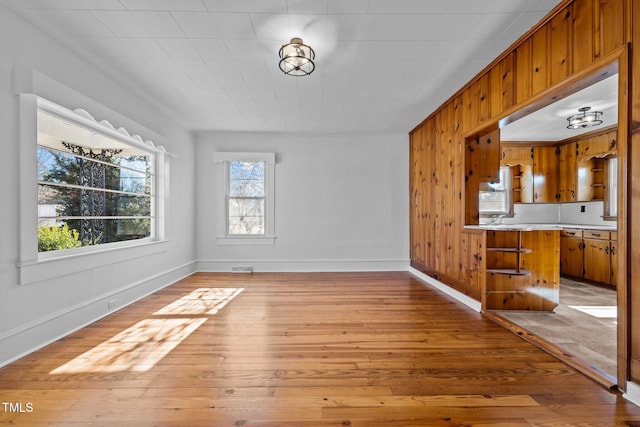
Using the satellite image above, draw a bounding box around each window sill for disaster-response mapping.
[18,239,172,285]
[216,236,277,246]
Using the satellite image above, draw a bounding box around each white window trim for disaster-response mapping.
[479,166,512,216]
[213,152,276,246]
[17,94,171,285]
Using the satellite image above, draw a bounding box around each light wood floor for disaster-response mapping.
[1,272,640,426]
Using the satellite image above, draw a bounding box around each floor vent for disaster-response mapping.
[231,266,253,273]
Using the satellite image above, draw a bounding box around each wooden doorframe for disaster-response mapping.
[462,48,628,389]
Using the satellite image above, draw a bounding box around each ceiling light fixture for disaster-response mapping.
[566,106,603,129]
[278,38,315,76]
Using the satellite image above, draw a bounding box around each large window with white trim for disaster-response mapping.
[36,100,158,253]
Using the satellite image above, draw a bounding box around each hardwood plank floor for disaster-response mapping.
[1,272,640,426]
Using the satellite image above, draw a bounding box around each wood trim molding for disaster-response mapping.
[484,311,617,390]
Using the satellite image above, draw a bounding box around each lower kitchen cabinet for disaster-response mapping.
[560,228,617,287]
[560,229,583,277]
[610,231,618,287]
[583,236,610,283]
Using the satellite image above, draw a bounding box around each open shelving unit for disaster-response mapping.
[487,230,531,276]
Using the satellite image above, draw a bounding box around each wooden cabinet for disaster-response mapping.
[533,146,558,202]
[560,229,583,277]
[466,128,500,225]
[556,130,617,203]
[577,130,617,160]
[583,233,611,283]
[478,129,500,181]
[467,129,500,183]
[558,143,577,202]
[610,231,618,287]
[510,164,533,204]
[501,145,533,204]
[560,228,617,287]
[501,146,533,166]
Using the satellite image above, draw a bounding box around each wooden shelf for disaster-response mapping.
[487,247,532,253]
[488,268,532,276]
[486,229,529,275]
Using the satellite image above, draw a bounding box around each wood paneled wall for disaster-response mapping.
[409,0,636,386]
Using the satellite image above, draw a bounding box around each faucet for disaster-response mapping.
[490,214,506,224]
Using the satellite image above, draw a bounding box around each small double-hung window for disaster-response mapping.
[228,160,266,235]
[214,152,275,244]
[479,166,512,215]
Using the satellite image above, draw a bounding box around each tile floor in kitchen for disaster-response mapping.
[497,277,617,379]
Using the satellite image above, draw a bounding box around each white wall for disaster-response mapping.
[195,132,409,272]
[0,5,196,366]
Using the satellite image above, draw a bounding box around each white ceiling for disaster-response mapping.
[501,73,619,142]
[0,0,562,134]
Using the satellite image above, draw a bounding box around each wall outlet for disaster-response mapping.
[107,299,117,310]
[231,266,253,273]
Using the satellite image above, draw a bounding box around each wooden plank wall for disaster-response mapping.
[629,0,640,385]
[409,0,634,382]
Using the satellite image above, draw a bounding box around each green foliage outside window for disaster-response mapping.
[37,224,82,252]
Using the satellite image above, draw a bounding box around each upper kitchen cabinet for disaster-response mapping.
[467,129,500,183]
[558,142,577,202]
[533,146,559,203]
[501,146,533,166]
[577,129,617,159]
[500,145,534,204]
[465,128,501,225]
[574,128,618,202]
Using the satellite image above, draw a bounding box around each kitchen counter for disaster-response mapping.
[465,223,616,231]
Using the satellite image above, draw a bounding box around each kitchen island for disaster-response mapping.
[465,225,560,311]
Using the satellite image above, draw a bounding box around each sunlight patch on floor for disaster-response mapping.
[568,305,617,319]
[50,287,243,374]
[153,287,243,315]
[50,318,207,374]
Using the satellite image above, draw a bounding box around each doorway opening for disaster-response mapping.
[486,67,621,387]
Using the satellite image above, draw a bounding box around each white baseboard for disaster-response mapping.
[0,261,196,368]
[409,266,482,312]
[623,381,640,407]
[197,258,410,273]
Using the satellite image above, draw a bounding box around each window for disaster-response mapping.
[228,160,265,235]
[35,98,161,253]
[479,166,511,215]
[18,95,169,284]
[213,152,275,245]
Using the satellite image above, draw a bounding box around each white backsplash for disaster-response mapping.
[511,203,560,224]
[559,201,613,226]
[506,201,615,226]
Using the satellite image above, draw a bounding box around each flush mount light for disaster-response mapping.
[278,37,315,76]
[566,106,603,129]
